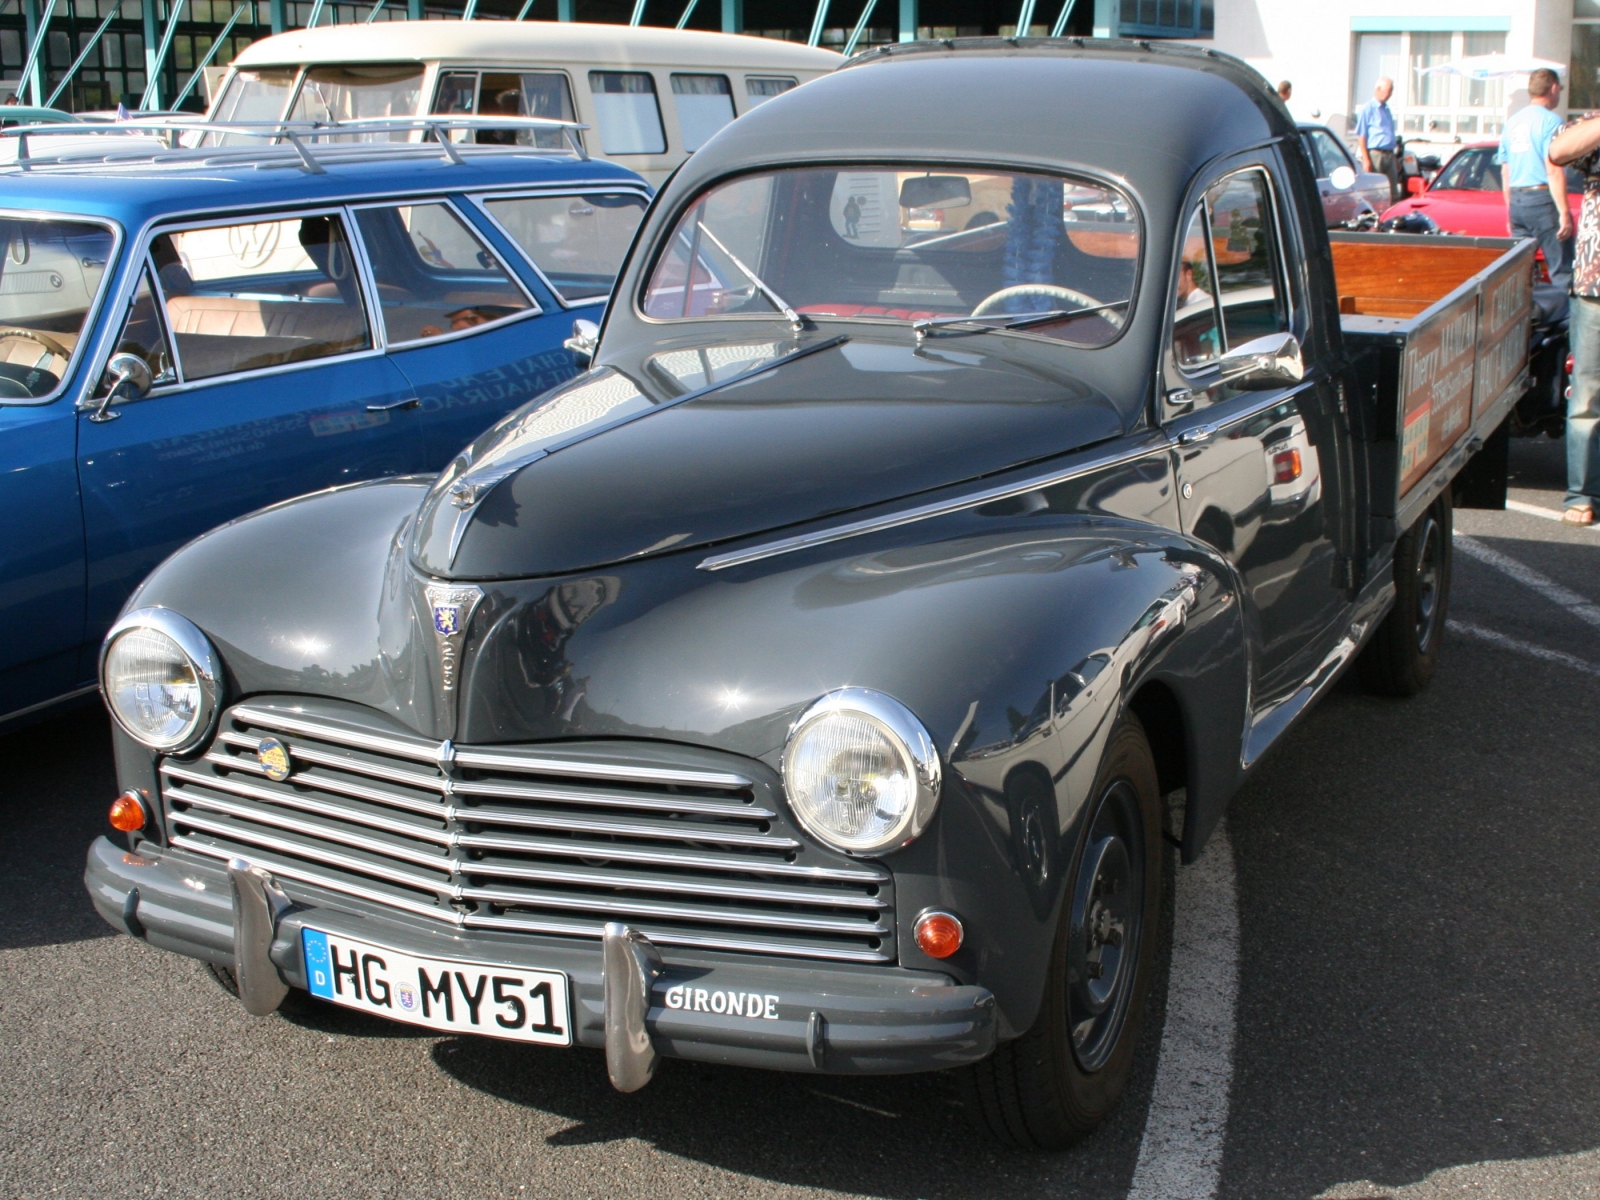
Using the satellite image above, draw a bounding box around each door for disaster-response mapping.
[77,210,424,641]
[1162,166,1349,706]
[0,213,117,717]
[349,196,583,462]
[0,400,86,718]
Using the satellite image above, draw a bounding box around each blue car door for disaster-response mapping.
[350,190,644,461]
[0,214,117,722]
[76,208,425,640]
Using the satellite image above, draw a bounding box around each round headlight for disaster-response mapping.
[100,608,220,753]
[782,688,941,856]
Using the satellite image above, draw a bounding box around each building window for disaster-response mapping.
[1117,0,1213,40]
[1575,0,1600,112]
[1353,29,1507,142]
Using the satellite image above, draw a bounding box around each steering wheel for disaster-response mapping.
[970,284,1123,328]
[0,327,71,363]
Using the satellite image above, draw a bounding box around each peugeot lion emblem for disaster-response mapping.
[423,583,484,738]
[255,737,292,782]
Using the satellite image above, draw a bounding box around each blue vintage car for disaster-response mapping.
[0,121,649,731]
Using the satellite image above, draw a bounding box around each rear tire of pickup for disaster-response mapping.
[1358,491,1453,697]
[966,713,1163,1150]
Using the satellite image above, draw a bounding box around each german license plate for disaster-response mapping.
[301,928,571,1045]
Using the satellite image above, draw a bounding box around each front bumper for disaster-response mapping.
[86,836,997,1077]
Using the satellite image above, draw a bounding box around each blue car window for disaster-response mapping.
[353,201,530,345]
[483,192,646,303]
[91,267,175,398]
[150,213,373,382]
[0,216,114,401]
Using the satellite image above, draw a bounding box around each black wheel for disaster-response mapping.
[967,714,1163,1150]
[1358,491,1452,697]
[206,962,319,1014]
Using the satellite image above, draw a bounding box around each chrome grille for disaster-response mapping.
[161,699,893,963]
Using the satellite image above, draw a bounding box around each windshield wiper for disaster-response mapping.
[913,300,1129,342]
[694,221,805,333]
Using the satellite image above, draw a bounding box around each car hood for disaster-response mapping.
[410,330,1127,580]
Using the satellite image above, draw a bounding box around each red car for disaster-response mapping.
[1381,142,1582,247]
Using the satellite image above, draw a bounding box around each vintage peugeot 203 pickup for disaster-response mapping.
[86,40,1532,1148]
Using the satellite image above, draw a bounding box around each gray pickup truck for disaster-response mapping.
[85,39,1530,1150]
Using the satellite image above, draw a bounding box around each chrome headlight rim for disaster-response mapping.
[99,606,221,755]
[781,687,942,857]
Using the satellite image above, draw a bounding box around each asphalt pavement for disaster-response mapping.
[2,435,1597,1200]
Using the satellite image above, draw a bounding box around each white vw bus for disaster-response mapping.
[209,22,840,184]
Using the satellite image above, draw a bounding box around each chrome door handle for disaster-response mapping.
[1176,424,1217,446]
[366,396,420,412]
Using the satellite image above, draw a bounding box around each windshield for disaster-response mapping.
[288,64,424,141]
[641,165,1139,347]
[0,217,114,401]
[1432,149,1501,192]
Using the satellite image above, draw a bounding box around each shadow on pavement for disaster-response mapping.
[1221,643,1600,1199]
[0,705,120,951]
[419,851,1177,1200]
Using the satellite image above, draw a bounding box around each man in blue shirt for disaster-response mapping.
[1354,77,1399,201]
[1497,68,1571,290]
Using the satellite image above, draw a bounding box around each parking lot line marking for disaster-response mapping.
[1127,821,1239,1200]
[1447,620,1600,679]
[1505,498,1600,530]
[1453,534,1600,631]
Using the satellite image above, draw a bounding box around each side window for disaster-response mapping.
[671,74,734,152]
[1171,168,1289,386]
[92,268,176,398]
[431,71,577,150]
[745,76,796,107]
[353,201,532,344]
[1308,129,1352,178]
[483,192,648,303]
[151,213,373,382]
[1173,204,1222,370]
[1204,171,1288,349]
[589,71,666,155]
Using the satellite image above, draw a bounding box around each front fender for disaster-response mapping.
[457,511,1247,1035]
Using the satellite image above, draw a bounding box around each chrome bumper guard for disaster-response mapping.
[603,923,663,1092]
[228,857,293,1016]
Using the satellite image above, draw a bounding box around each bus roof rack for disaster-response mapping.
[0,114,589,174]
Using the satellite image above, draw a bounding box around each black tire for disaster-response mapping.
[1358,491,1452,697]
[206,962,318,1015]
[967,713,1163,1150]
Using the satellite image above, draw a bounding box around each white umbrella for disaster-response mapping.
[1419,53,1566,79]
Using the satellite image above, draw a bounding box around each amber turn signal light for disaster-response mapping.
[914,911,964,959]
[109,790,146,833]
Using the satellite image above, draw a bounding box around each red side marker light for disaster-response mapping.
[914,911,964,959]
[109,790,146,833]
[1272,448,1303,484]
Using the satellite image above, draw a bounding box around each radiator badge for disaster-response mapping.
[256,737,292,782]
[423,582,484,698]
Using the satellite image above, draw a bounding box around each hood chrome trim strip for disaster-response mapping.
[696,433,1171,572]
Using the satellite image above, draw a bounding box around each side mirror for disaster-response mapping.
[86,353,153,422]
[1328,165,1357,192]
[563,318,599,368]
[1217,332,1303,391]
[1406,176,1428,196]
